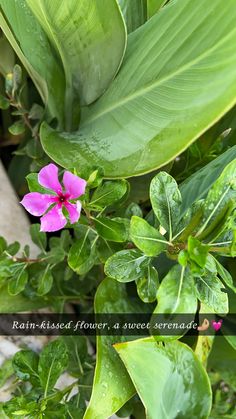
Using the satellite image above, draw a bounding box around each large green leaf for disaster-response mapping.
[115,338,212,419]
[180,146,236,214]
[83,278,135,419]
[0,0,66,126]
[130,216,168,256]
[150,172,182,240]
[212,255,236,293]
[195,159,236,238]
[136,266,159,303]
[104,249,150,282]
[147,0,167,18]
[0,34,15,76]
[194,275,229,314]
[27,0,126,129]
[90,180,128,210]
[118,0,147,33]
[38,339,68,396]
[154,265,197,315]
[42,0,236,177]
[93,217,129,243]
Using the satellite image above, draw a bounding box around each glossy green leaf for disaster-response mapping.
[0,33,15,76]
[194,274,229,314]
[0,259,13,280]
[26,0,126,128]
[93,217,129,242]
[188,236,209,268]
[12,64,22,92]
[224,335,236,352]
[0,0,66,125]
[125,203,143,219]
[118,0,147,33]
[105,249,150,282]
[26,173,46,194]
[176,200,204,243]
[83,278,135,419]
[42,0,236,177]
[66,394,86,419]
[3,397,38,418]
[196,159,236,238]
[154,265,197,314]
[96,238,122,264]
[38,339,68,396]
[130,216,168,256]
[115,338,212,419]
[43,246,65,265]
[68,228,96,275]
[63,336,88,378]
[90,180,128,210]
[180,146,236,214]
[37,266,53,296]
[7,241,20,256]
[8,265,28,296]
[30,224,46,252]
[28,103,44,120]
[12,350,39,385]
[8,120,25,135]
[136,266,159,303]
[147,0,167,18]
[0,237,7,254]
[68,231,90,273]
[213,256,236,293]
[86,167,104,189]
[150,172,181,240]
[25,139,44,159]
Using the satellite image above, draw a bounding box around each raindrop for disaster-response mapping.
[101,381,108,389]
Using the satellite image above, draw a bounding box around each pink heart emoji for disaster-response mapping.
[212,320,223,331]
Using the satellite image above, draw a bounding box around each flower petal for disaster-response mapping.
[64,201,81,224]
[38,163,62,194]
[63,171,86,199]
[20,193,56,216]
[40,205,67,232]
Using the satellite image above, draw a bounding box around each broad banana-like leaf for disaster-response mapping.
[147,0,167,18]
[115,338,212,419]
[42,0,236,178]
[0,0,66,127]
[26,0,127,129]
[0,34,15,76]
[180,146,236,214]
[118,0,147,33]
[83,278,135,419]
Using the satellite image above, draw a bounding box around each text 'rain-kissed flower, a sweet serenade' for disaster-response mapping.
[20,163,86,232]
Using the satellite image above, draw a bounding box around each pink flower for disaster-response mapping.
[20,163,86,232]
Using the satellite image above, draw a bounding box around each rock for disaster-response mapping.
[0,160,39,256]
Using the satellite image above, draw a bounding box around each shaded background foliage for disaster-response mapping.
[1,0,236,418]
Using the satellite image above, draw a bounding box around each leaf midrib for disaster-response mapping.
[94,218,124,234]
[43,355,56,397]
[90,188,120,206]
[82,23,236,126]
[73,229,89,265]
[132,233,168,245]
